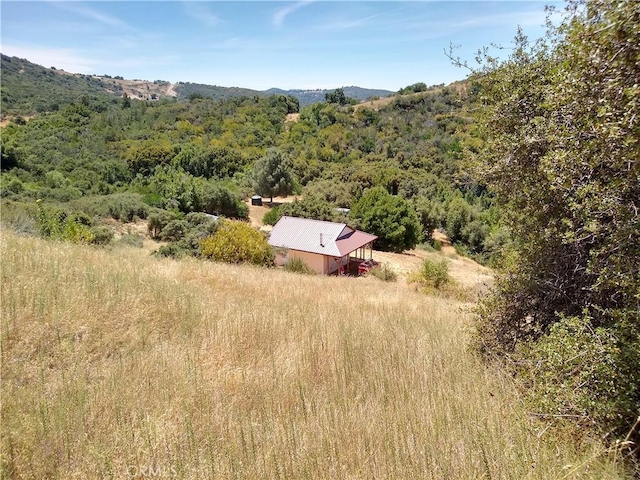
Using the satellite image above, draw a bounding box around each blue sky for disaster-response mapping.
[1,1,560,91]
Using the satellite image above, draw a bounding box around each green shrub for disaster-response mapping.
[90,225,114,245]
[200,220,272,266]
[262,207,281,226]
[105,193,148,221]
[143,193,164,208]
[201,183,248,219]
[303,179,352,208]
[159,220,187,242]
[284,257,314,275]
[115,233,143,248]
[519,313,640,438]
[276,196,338,223]
[350,187,422,252]
[155,244,188,258]
[368,264,397,282]
[411,258,451,290]
[35,201,94,244]
[72,192,148,221]
[417,243,436,253]
[185,212,218,228]
[147,209,181,239]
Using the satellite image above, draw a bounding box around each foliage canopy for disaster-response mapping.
[251,148,294,202]
[350,187,422,252]
[470,0,639,445]
[200,220,273,266]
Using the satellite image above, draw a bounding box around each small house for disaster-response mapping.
[268,216,377,275]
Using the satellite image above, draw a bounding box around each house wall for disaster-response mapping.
[276,250,349,275]
[288,250,327,274]
[274,252,287,267]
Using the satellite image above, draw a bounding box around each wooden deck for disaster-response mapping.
[337,258,378,277]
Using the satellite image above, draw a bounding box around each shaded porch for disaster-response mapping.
[328,241,376,276]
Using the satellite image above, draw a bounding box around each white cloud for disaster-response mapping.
[452,10,548,28]
[319,12,384,31]
[1,44,99,73]
[182,2,220,28]
[50,2,133,30]
[272,1,314,28]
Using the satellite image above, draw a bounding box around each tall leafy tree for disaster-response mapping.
[350,187,422,252]
[324,88,357,106]
[470,0,639,443]
[251,148,294,202]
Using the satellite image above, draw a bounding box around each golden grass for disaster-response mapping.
[1,232,629,479]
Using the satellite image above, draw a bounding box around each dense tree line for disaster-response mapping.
[468,0,639,458]
[1,57,503,257]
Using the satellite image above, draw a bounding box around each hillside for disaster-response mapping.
[2,0,638,472]
[0,69,503,266]
[0,54,115,116]
[1,231,626,479]
[0,54,393,117]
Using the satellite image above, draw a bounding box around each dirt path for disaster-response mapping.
[165,83,177,97]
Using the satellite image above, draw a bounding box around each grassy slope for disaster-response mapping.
[0,233,627,479]
[0,55,115,116]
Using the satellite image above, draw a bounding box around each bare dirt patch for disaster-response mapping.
[353,96,397,112]
[102,218,164,252]
[246,195,302,229]
[373,247,493,295]
[247,203,271,228]
[165,83,177,97]
[0,114,35,127]
[285,113,300,123]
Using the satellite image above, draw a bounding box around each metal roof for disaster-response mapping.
[268,216,376,257]
[335,229,377,256]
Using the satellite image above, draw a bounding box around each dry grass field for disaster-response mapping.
[1,232,629,479]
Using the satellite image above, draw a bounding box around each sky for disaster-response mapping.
[1,1,561,91]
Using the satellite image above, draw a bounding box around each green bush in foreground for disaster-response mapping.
[519,313,640,436]
[200,220,272,266]
[469,0,640,447]
[284,257,315,275]
[35,201,94,244]
[412,258,451,290]
[368,264,397,282]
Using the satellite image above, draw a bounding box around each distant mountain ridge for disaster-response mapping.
[0,54,393,116]
[175,83,392,107]
[264,86,393,107]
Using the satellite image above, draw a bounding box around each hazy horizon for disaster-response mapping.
[1,1,560,91]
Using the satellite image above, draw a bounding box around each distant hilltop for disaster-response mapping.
[1,54,394,115]
[263,86,394,107]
